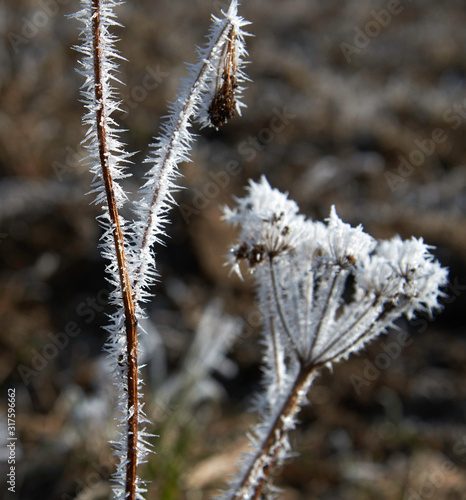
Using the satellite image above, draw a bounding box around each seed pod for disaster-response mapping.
[208,27,238,128]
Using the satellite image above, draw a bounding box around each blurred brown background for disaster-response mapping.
[1,0,466,499]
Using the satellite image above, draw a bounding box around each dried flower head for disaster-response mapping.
[223,176,448,365]
[220,177,448,500]
[208,27,239,128]
[196,1,250,130]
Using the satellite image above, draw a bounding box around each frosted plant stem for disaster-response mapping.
[314,296,383,364]
[308,269,340,360]
[269,257,301,359]
[132,19,234,296]
[268,315,285,390]
[91,2,138,497]
[229,362,321,500]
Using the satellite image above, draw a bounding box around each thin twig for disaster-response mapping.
[91,1,139,498]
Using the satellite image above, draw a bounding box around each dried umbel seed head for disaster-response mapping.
[233,242,267,269]
[249,243,266,266]
[233,242,249,260]
[340,254,356,268]
[208,27,238,128]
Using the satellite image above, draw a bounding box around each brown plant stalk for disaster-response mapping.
[91,1,139,498]
[230,362,321,500]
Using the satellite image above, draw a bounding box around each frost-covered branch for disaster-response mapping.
[131,0,250,307]
[222,177,448,499]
